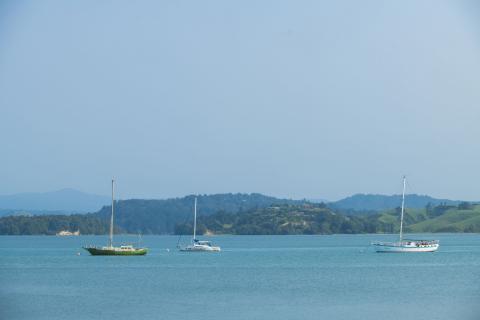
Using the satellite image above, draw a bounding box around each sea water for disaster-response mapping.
[1,234,479,320]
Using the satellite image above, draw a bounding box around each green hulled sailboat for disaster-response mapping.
[83,179,147,256]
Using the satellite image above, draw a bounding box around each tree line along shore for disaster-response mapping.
[0,193,479,235]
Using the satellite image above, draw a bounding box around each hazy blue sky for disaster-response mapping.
[1,0,480,200]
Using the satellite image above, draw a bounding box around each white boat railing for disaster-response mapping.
[372,240,439,247]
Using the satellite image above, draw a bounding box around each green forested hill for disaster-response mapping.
[0,193,305,235]
[374,203,480,233]
[175,203,385,235]
[407,205,480,233]
[1,194,479,235]
[176,203,480,235]
[93,193,306,234]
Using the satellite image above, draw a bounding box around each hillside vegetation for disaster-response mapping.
[176,202,480,235]
[0,193,305,235]
[175,203,383,235]
[0,214,109,235]
[407,204,480,233]
[1,193,479,235]
[93,193,306,234]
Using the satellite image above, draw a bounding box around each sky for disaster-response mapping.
[1,0,480,201]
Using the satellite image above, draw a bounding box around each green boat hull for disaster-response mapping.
[84,247,148,256]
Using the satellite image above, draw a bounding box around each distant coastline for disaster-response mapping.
[0,193,479,235]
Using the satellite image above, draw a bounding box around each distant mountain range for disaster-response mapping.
[329,194,463,211]
[3,198,480,235]
[0,189,110,214]
[0,189,471,217]
[0,191,479,235]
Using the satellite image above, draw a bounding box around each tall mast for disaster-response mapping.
[399,176,406,243]
[109,178,114,248]
[193,197,197,241]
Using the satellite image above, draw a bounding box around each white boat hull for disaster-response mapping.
[180,244,221,252]
[373,241,439,253]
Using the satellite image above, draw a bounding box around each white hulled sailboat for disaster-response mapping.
[179,197,221,252]
[372,176,439,253]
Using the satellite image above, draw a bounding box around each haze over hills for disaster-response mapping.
[0,189,110,213]
[329,194,463,211]
[0,189,472,217]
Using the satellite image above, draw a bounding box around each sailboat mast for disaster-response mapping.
[399,176,406,243]
[109,178,114,248]
[193,197,197,241]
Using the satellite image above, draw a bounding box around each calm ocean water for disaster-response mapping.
[1,234,479,320]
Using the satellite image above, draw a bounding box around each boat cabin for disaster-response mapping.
[403,239,439,247]
[194,239,213,247]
